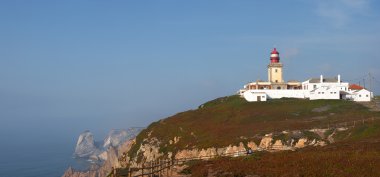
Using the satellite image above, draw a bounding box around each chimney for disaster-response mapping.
[338,74,341,83]
[320,75,323,83]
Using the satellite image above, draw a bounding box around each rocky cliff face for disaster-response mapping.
[63,96,379,176]
[65,126,348,177]
[103,128,142,149]
[74,130,100,158]
[63,128,142,177]
[73,128,143,162]
[104,129,128,149]
[140,134,327,162]
[118,128,333,177]
[127,128,331,168]
[63,139,135,177]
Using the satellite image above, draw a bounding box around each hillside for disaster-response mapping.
[186,120,380,176]
[128,96,380,161]
[63,95,380,176]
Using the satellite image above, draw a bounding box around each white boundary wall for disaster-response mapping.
[309,87,340,100]
[243,91,267,102]
[245,90,307,99]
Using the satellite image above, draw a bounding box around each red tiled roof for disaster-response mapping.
[349,84,364,90]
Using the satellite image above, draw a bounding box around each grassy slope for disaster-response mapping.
[129,96,380,158]
[187,120,380,177]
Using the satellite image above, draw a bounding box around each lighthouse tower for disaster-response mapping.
[270,48,280,63]
[267,48,284,86]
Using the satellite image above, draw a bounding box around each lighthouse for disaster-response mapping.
[270,48,280,63]
[239,48,371,102]
[268,48,284,87]
[239,47,305,95]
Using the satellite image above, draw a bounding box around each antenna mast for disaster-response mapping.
[363,78,366,88]
[369,72,372,91]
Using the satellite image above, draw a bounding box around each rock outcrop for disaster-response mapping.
[74,130,100,158]
[272,140,286,150]
[64,126,342,177]
[63,139,135,177]
[103,129,129,149]
[73,128,143,162]
[104,128,142,149]
[259,136,273,149]
[247,141,258,150]
[294,138,308,148]
[63,166,99,177]
[133,131,330,168]
[64,128,142,177]
[137,143,163,163]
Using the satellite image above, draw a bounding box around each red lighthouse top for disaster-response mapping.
[271,48,279,54]
[270,48,280,63]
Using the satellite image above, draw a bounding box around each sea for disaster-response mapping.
[0,128,99,177]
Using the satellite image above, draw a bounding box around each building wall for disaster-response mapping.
[302,81,349,92]
[309,88,340,100]
[268,64,283,83]
[243,91,267,102]
[241,70,371,102]
[352,90,371,102]
[271,84,287,90]
[301,80,349,99]
[246,90,307,99]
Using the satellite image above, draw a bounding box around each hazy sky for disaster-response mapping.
[1,0,380,138]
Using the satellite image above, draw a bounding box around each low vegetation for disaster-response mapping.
[185,120,380,177]
[128,95,380,159]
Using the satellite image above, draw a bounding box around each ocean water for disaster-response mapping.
[0,125,101,177]
[0,112,117,177]
[0,137,77,177]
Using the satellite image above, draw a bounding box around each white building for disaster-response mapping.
[302,75,349,92]
[302,75,349,100]
[243,91,267,102]
[309,87,341,100]
[239,48,372,102]
[346,84,372,102]
[350,89,372,102]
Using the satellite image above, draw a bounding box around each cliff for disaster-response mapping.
[63,138,135,177]
[63,128,142,177]
[74,130,100,158]
[64,96,380,176]
[123,96,379,176]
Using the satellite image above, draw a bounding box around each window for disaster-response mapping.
[366,95,369,97]
[334,92,336,94]
[275,80,278,83]
[262,96,265,98]
[314,85,317,89]
[277,87,281,90]
[275,69,278,73]
[359,95,362,97]
[318,92,320,94]
[322,92,324,94]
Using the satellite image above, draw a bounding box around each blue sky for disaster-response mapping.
[0,0,380,138]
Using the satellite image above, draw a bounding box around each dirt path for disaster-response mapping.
[358,97,380,111]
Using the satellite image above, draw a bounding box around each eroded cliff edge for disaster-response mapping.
[63,96,380,176]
